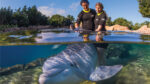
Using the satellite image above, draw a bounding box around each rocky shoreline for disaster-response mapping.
[0,25,150,35]
[132,25,150,35]
[106,25,150,35]
[0,58,46,76]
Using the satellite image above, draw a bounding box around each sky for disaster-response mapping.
[0,0,149,24]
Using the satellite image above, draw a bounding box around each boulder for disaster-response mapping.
[135,25,150,34]
[105,26,114,31]
[106,25,130,31]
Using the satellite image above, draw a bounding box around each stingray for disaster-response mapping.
[39,43,122,84]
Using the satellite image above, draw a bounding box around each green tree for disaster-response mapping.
[131,23,141,30]
[13,8,29,27]
[49,14,75,27]
[22,5,28,14]
[28,6,40,25]
[63,15,75,26]
[39,14,49,25]
[141,21,150,26]
[66,15,74,23]
[138,0,150,18]
[106,17,113,26]
[113,18,133,29]
[131,21,150,30]
[0,5,60,27]
[0,7,13,25]
[49,14,66,27]
[27,5,48,25]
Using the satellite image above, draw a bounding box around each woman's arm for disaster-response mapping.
[95,25,102,31]
[95,12,107,31]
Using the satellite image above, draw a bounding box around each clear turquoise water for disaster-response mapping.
[0,29,150,84]
[0,45,67,68]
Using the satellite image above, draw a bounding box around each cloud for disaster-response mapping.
[69,2,80,11]
[38,2,80,17]
[38,6,67,17]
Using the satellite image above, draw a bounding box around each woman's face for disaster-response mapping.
[81,2,89,11]
[95,5,102,13]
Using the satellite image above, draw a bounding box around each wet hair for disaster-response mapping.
[80,0,89,6]
[95,2,104,9]
[96,2,108,20]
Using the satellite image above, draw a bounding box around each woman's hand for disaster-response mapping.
[95,28,100,32]
[95,25,102,32]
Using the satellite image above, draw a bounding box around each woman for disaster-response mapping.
[75,0,96,31]
[95,2,107,32]
[94,2,108,65]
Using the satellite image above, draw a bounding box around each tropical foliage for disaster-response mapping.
[106,17,150,30]
[113,18,133,29]
[138,0,150,18]
[49,14,74,27]
[0,6,74,29]
[106,17,113,26]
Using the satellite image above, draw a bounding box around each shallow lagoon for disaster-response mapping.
[0,29,150,84]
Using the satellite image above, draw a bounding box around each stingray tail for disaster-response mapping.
[89,65,123,81]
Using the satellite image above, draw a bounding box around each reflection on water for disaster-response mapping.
[0,30,37,45]
[1,29,150,84]
[0,29,150,45]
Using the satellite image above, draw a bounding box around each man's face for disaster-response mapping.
[82,2,89,11]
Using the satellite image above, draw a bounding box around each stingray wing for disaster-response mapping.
[89,65,123,81]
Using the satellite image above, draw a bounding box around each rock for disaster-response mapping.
[115,60,150,84]
[0,64,24,76]
[0,66,42,84]
[134,25,150,35]
[106,26,114,31]
[106,25,130,31]
[0,58,46,76]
